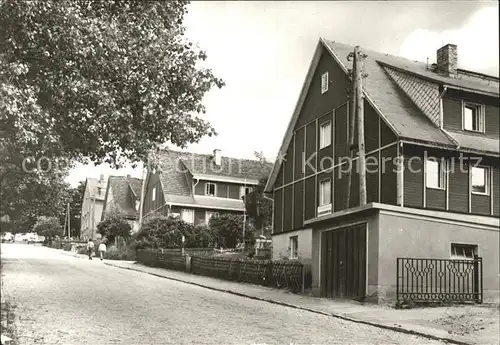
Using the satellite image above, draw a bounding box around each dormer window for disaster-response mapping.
[463,102,484,133]
[239,186,252,198]
[205,182,216,196]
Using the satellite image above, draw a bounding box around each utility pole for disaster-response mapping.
[355,48,368,206]
[242,178,247,252]
[346,47,358,209]
[67,203,71,239]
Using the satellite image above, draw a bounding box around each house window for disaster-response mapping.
[319,179,331,206]
[205,211,218,224]
[471,166,489,195]
[181,209,194,224]
[319,121,332,149]
[321,72,329,94]
[290,236,298,259]
[425,158,446,189]
[205,182,216,196]
[463,103,484,132]
[151,187,156,201]
[451,243,477,260]
[239,186,252,198]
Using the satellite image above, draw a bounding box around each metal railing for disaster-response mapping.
[396,257,483,304]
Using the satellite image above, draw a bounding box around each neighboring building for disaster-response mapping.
[80,174,107,240]
[141,149,273,227]
[265,38,499,303]
[101,175,143,233]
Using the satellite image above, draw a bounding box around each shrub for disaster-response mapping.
[103,245,136,261]
[209,214,255,249]
[134,215,195,249]
[63,242,72,251]
[103,245,120,260]
[97,213,132,245]
[77,246,88,255]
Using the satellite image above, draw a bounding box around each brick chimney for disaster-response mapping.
[213,149,222,166]
[436,44,457,77]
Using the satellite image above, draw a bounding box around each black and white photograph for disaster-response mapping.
[1,1,499,344]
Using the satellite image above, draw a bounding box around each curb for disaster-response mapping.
[104,262,471,345]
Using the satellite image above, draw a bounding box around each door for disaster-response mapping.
[320,223,367,300]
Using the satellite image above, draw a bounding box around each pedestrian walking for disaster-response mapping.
[98,240,107,261]
[87,239,94,260]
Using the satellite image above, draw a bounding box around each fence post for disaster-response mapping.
[473,255,480,303]
[301,264,305,293]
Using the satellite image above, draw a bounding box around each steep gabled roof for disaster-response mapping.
[265,38,499,193]
[103,176,143,219]
[156,149,273,205]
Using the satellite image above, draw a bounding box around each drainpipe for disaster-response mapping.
[139,161,147,227]
[193,178,200,195]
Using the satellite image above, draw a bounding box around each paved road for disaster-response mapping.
[1,243,444,345]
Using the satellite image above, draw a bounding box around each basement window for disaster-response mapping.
[451,243,477,260]
[463,102,484,133]
[471,166,489,195]
[321,72,329,94]
[425,158,446,189]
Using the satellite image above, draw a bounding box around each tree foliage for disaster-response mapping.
[33,216,64,239]
[208,214,255,249]
[1,0,222,229]
[68,181,86,237]
[1,0,224,166]
[97,212,132,244]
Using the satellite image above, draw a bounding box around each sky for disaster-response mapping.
[65,1,499,188]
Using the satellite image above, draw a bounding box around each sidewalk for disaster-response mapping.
[103,260,499,345]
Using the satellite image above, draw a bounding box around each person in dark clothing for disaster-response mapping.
[87,239,95,260]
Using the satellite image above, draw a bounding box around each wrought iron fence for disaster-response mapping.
[396,257,483,304]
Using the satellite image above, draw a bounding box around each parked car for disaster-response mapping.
[2,232,14,243]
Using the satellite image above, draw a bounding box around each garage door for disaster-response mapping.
[320,223,367,299]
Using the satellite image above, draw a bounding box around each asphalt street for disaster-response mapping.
[1,243,445,345]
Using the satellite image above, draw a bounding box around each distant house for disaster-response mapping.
[141,149,273,226]
[80,174,108,240]
[265,38,499,303]
[101,175,143,233]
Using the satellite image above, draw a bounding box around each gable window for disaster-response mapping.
[181,209,194,224]
[471,166,489,195]
[239,186,252,198]
[205,182,216,196]
[319,121,332,149]
[319,179,331,206]
[321,72,329,94]
[425,158,446,189]
[289,236,298,259]
[451,243,477,260]
[151,187,156,201]
[463,102,484,133]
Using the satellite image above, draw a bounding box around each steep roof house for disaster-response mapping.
[141,149,273,227]
[80,174,108,241]
[101,175,143,233]
[265,38,499,303]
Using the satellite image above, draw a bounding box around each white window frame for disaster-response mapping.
[205,211,218,224]
[319,179,332,206]
[239,186,252,199]
[181,209,195,224]
[425,158,446,190]
[205,182,216,196]
[289,236,298,259]
[451,243,477,260]
[321,72,329,94]
[151,187,156,201]
[471,165,490,195]
[319,121,332,149]
[462,101,485,133]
